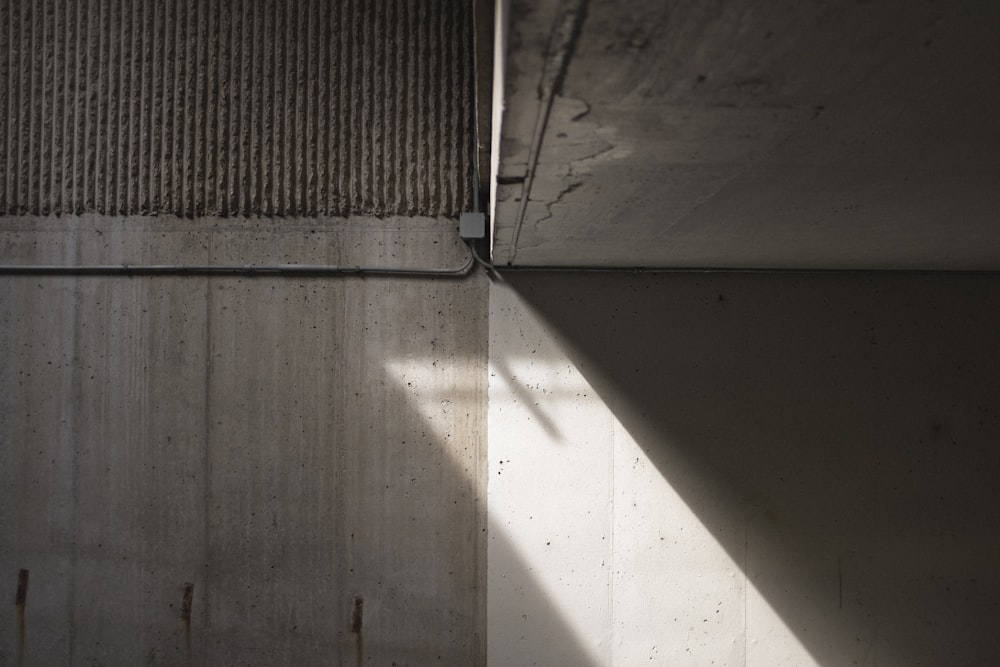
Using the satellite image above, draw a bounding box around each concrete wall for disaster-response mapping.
[0,215,487,665]
[0,0,477,218]
[6,225,1000,667]
[489,272,1000,666]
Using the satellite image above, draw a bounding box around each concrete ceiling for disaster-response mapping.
[491,0,1000,269]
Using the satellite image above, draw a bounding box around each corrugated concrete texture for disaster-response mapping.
[0,216,488,665]
[0,0,476,218]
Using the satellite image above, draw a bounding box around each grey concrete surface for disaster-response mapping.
[493,0,1000,268]
[489,271,1000,665]
[0,215,487,665]
[0,0,477,218]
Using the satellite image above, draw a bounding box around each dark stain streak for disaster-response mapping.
[181,582,194,660]
[351,595,364,634]
[14,568,28,607]
[352,596,364,667]
[540,0,590,98]
[181,583,194,625]
[15,569,28,667]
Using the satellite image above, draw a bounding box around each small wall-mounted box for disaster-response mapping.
[459,212,486,240]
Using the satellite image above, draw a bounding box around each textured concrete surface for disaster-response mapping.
[493,0,1000,268]
[489,272,1000,665]
[0,215,487,665]
[0,0,477,218]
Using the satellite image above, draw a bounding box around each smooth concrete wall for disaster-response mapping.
[0,215,487,665]
[489,272,1000,666]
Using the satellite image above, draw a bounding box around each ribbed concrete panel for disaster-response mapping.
[0,0,476,218]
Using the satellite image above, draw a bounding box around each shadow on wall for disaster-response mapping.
[504,271,1000,666]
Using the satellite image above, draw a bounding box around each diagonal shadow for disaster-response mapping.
[501,270,1000,666]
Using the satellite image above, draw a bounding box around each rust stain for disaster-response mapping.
[15,569,29,667]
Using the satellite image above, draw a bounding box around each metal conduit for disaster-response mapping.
[5,243,996,278]
[0,245,478,278]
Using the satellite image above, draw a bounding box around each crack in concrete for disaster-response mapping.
[571,142,617,168]
[528,139,615,234]
[533,179,585,230]
[509,0,590,265]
